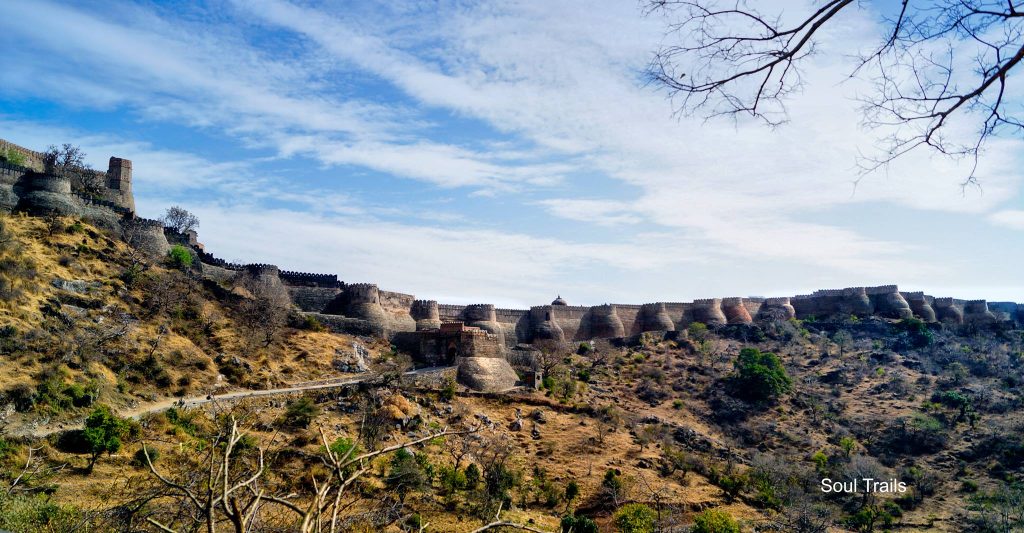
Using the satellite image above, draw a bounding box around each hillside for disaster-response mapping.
[0,210,1022,532]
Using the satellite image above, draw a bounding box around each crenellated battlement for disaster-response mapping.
[865,285,900,295]
[244,263,279,275]
[279,270,339,287]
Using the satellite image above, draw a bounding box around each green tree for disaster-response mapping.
[691,508,741,533]
[840,436,857,458]
[613,503,657,533]
[465,463,481,489]
[83,404,131,472]
[601,468,625,507]
[565,480,580,512]
[166,245,193,270]
[438,464,468,497]
[731,348,792,403]
[688,321,709,341]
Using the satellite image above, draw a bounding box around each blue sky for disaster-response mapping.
[1,0,1022,307]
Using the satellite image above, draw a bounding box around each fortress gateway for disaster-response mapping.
[2,139,1021,391]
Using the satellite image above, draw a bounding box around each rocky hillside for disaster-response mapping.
[0,210,1023,533]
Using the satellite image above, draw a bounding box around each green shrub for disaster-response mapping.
[166,245,193,270]
[688,322,709,341]
[561,514,598,533]
[0,438,17,462]
[440,379,456,401]
[282,397,320,428]
[691,508,740,533]
[438,465,468,496]
[613,503,657,533]
[402,514,422,532]
[133,446,159,468]
[165,407,199,436]
[0,492,81,533]
[301,314,326,332]
[386,448,428,503]
[730,348,792,403]
[961,479,979,493]
[932,390,972,420]
[0,148,27,167]
[120,264,143,287]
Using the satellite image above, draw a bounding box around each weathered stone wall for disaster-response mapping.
[288,286,342,313]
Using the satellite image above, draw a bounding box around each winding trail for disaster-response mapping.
[9,367,452,439]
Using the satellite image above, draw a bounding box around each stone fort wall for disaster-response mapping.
[2,138,1021,348]
[0,138,136,223]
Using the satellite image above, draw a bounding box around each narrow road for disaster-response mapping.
[8,367,452,439]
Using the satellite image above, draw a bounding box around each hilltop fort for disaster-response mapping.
[3,138,1022,391]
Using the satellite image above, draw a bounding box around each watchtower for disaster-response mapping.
[106,157,134,212]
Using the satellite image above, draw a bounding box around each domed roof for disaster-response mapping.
[551,295,568,306]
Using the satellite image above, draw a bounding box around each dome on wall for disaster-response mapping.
[551,295,568,306]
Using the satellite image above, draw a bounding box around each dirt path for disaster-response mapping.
[9,367,452,439]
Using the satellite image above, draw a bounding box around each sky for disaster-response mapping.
[0,0,1022,308]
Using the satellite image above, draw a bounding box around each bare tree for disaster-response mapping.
[43,143,106,195]
[161,206,200,235]
[143,416,476,533]
[235,273,291,347]
[43,143,89,176]
[645,1,1024,184]
[532,339,570,375]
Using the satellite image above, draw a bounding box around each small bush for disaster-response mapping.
[132,446,159,468]
[166,245,193,270]
[302,315,326,332]
[282,397,320,429]
[561,514,598,533]
[439,379,456,401]
[691,508,741,533]
[613,503,657,533]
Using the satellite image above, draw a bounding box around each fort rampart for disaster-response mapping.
[1,138,1020,351]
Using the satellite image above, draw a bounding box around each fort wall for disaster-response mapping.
[2,138,1020,357]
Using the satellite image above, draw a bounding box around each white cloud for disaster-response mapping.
[2,1,1022,303]
[990,210,1024,231]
